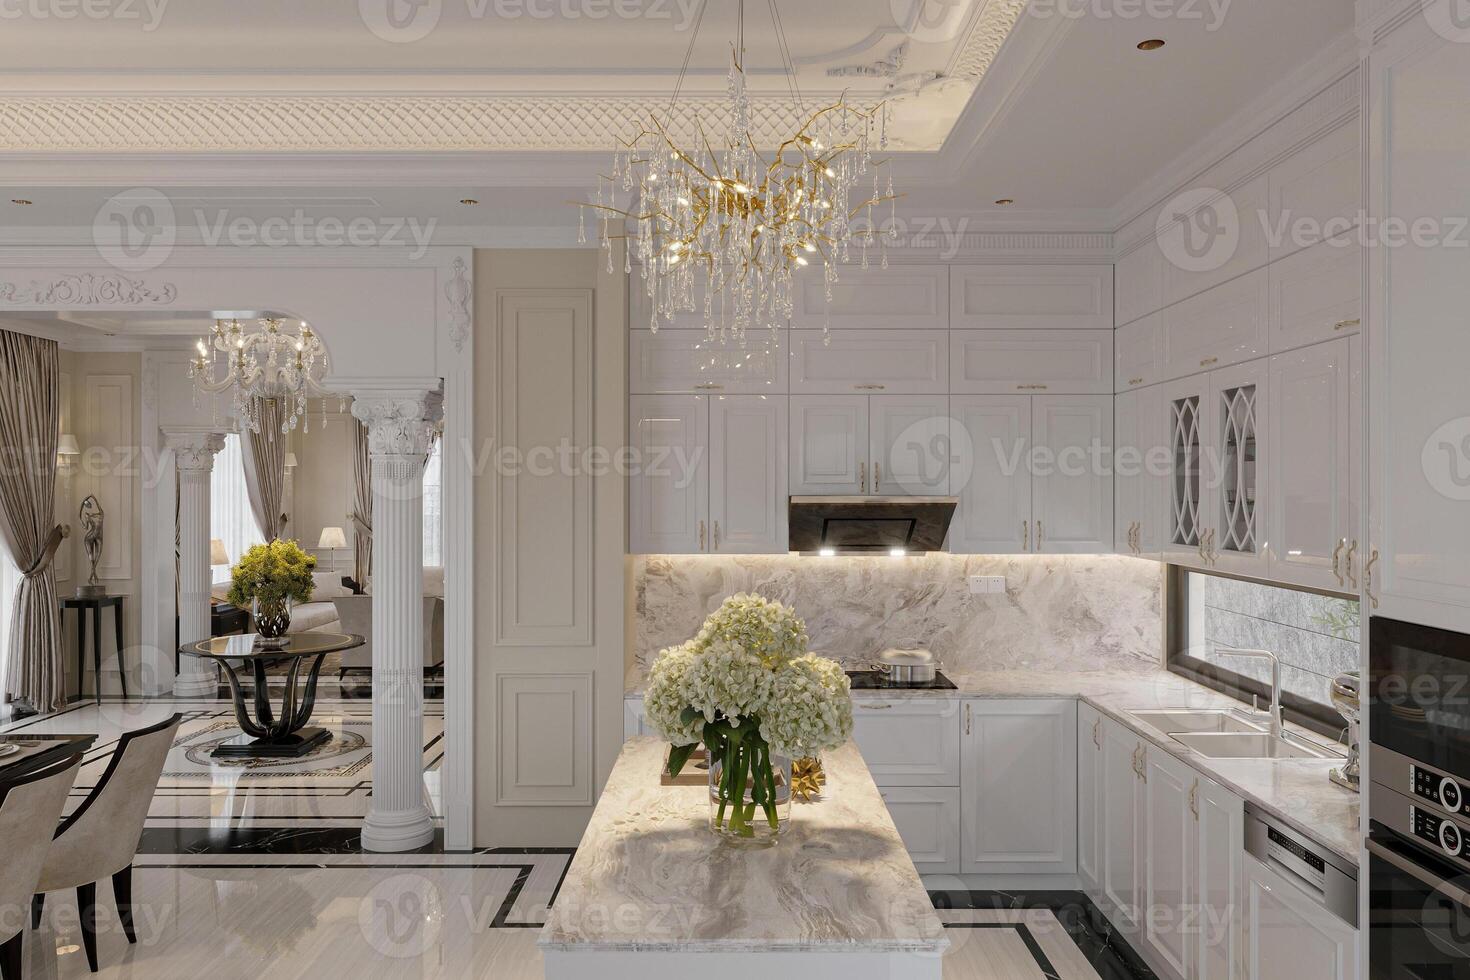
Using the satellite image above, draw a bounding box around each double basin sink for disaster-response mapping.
[1128,709,1340,760]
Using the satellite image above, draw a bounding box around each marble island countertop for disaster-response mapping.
[539,737,949,955]
[625,667,1362,865]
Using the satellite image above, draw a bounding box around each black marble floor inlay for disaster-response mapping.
[929,890,1159,980]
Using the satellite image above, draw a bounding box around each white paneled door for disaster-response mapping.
[949,395,1032,554]
[871,394,951,495]
[708,396,788,554]
[629,394,708,554]
[1032,396,1114,554]
[790,395,868,495]
[1268,337,1359,591]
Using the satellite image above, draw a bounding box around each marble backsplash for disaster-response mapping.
[631,553,1164,680]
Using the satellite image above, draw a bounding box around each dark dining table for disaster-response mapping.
[0,733,97,781]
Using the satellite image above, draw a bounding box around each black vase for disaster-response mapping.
[253,598,292,648]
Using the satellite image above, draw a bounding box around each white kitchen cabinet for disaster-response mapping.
[960,699,1077,875]
[850,698,962,787]
[949,264,1113,330]
[1163,174,1270,308]
[1161,374,1210,569]
[1244,854,1357,980]
[1268,239,1362,354]
[790,395,868,495]
[790,265,948,331]
[1203,358,1269,577]
[1076,702,1103,894]
[1100,719,1143,928]
[1195,778,1243,980]
[708,396,788,554]
[871,394,951,495]
[630,394,787,554]
[1367,21,1470,632]
[1115,385,1165,558]
[950,329,1113,395]
[791,394,948,498]
[629,328,787,394]
[1115,314,1162,392]
[1267,121,1361,264]
[629,394,709,554]
[1268,338,1360,591]
[788,329,948,394]
[1116,239,1165,328]
[1032,396,1114,554]
[1160,267,1269,381]
[948,395,1032,554]
[879,787,962,875]
[1142,746,1197,979]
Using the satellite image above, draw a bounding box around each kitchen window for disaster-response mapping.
[1166,567,1359,737]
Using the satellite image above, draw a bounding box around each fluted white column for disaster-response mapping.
[353,390,437,853]
[166,430,227,698]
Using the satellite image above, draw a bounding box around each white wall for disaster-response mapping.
[288,399,357,574]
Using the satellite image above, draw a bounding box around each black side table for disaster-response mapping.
[60,595,126,702]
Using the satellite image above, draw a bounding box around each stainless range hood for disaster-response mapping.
[788,496,958,555]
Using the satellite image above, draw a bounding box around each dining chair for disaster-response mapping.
[0,755,82,980]
[32,714,181,973]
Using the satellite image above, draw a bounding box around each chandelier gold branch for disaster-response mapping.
[577,0,901,345]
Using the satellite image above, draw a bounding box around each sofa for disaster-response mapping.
[209,572,344,634]
[331,567,445,677]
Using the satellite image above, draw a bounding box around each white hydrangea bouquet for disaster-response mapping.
[644,593,853,843]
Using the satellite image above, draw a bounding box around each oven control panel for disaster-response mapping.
[1411,804,1470,859]
[1412,764,1469,816]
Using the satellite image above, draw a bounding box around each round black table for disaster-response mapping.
[180,632,363,759]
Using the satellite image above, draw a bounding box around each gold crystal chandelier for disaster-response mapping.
[188,317,334,433]
[581,0,898,345]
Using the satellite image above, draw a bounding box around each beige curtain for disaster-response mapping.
[0,331,64,712]
[351,419,371,587]
[240,397,286,541]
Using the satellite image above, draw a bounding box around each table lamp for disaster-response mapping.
[318,526,347,571]
[210,538,230,567]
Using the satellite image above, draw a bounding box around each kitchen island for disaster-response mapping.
[539,736,948,980]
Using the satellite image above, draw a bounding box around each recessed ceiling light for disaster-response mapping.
[459,198,479,206]
[1137,38,1166,51]
[10,199,32,205]
[994,198,1015,206]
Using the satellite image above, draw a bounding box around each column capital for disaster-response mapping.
[163,428,228,472]
[351,387,440,458]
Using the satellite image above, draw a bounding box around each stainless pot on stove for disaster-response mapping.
[869,648,941,684]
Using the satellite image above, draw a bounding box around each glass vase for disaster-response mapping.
[253,597,293,648]
[707,735,792,847]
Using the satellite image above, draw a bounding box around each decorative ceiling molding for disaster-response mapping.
[951,0,1028,79]
[0,273,177,306]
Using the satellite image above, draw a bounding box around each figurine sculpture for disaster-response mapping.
[78,494,105,597]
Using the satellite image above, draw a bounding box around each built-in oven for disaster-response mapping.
[1369,616,1470,976]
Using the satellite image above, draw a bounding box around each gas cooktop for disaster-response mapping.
[845,670,958,691]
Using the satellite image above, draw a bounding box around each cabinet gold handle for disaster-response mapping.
[1189,779,1199,820]
[698,520,706,551]
[873,461,881,492]
[859,461,867,494]
[1345,539,1359,589]
[1334,318,1361,331]
[1017,384,1049,391]
[1093,719,1102,749]
[1204,528,1218,565]
[1200,356,1219,367]
[859,703,894,710]
[1198,532,1208,563]
[1331,538,1345,586]
[965,702,972,736]
[693,382,724,390]
[1129,377,1145,387]
[1138,746,1147,783]
[1365,548,1380,609]
[853,383,886,390]
[713,521,720,551]
[1022,520,1030,551]
[1036,520,1044,551]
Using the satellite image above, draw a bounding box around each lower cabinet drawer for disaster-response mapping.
[851,698,963,786]
[879,786,962,875]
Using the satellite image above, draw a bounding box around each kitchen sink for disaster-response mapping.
[1129,709,1265,734]
[1170,731,1339,760]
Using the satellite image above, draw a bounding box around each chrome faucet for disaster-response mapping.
[1218,648,1283,739]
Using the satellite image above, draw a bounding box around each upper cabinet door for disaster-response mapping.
[1116,241,1164,327]
[1162,174,1270,307]
[1115,314,1161,392]
[1268,238,1362,354]
[1160,375,1211,568]
[871,394,951,496]
[950,330,1113,396]
[709,396,788,554]
[629,395,709,554]
[790,395,869,495]
[1267,122,1361,264]
[1032,396,1114,554]
[789,329,948,395]
[1205,359,1270,578]
[1268,339,1355,591]
[950,264,1113,330]
[789,265,948,330]
[949,395,1032,554]
[629,329,787,394]
[1114,389,1166,558]
[1160,267,1269,379]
